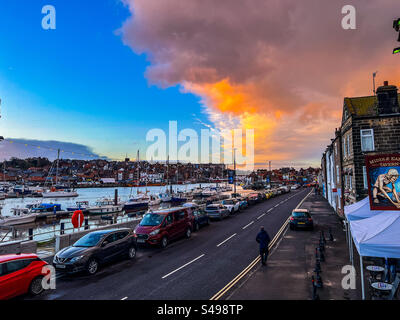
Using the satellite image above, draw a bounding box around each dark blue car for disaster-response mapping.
[191,208,210,232]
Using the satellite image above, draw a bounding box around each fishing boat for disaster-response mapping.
[0,192,5,200]
[66,201,89,211]
[158,193,172,202]
[87,198,123,215]
[123,196,149,213]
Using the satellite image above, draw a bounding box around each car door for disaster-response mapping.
[0,259,31,300]
[100,233,119,261]
[113,231,130,257]
[173,210,185,238]
[162,213,175,239]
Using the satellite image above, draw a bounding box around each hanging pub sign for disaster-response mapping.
[365,154,400,210]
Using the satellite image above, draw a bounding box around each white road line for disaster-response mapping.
[274,204,279,208]
[267,208,273,212]
[257,213,266,220]
[162,254,205,279]
[217,233,237,247]
[121,297,128,300]
[242,221,254,229]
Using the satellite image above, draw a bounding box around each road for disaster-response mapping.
[27,187,311,300]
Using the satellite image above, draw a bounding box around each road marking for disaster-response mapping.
[162,254,205,279]
[210,188,313,300]
[217,233,237,247]
[121,297,128,300]
[274,204,279,208]
[242,221,254,229]
[267,208,273,213]
[257,213,265,220]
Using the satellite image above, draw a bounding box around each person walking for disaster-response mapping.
[256,226,271,265]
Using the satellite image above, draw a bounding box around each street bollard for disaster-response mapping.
[315,247,319,259]
[28,228,33,241]
[318,247,325,262]
[328,228,334,241]
[319,240,325,252]
[84,218,89,230]
[314,259,322,273]
[315,270,323,288]
[311,276,320,300]
[321,230,326,244]
[60,223,65,235]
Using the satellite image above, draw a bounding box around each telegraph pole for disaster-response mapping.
[233,148,237,196]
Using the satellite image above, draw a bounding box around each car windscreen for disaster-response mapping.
[140,213,164,226]
[73,233,104,247]
[292,211,308,217]
[223,200,234,204]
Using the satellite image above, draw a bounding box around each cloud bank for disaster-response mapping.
[120,0,400,167]
[0,138,108,161]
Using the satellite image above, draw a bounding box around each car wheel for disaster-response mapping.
[86,258,99,275]
[127,246,137,259]
[194,223,200,232]
[29,276,44,296]
[185,228,192,238]
[289,224,295,230]
[206,218,210,225]
[161,236,168,248]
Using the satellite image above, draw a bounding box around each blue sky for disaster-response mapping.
[0,0,210,161]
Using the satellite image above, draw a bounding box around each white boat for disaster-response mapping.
[42,189,78,198]
[87,198,123,215]
[0,210,40,226]
[0,192,5,200]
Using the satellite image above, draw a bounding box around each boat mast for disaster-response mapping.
[55,149,60,186]
[137,149,140,195]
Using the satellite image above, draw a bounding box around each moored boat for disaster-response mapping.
[87,198,123,215]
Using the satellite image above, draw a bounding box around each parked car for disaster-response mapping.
[134,207,193,248]
[205,204,230,221]
[221,199,240,214]
[289,209,314,230]
[0,253,48,300]
[291,184,300,190]
[257,192,267,201]
[247,194,259,205]
[236,197,249,210]
[53,228,137,275]
[191,208,210,231]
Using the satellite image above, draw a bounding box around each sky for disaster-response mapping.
[0,0,400,168]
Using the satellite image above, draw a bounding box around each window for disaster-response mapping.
[4,259,32,275]
[347,135,350,156]
[363,166,368,189]
[349,175,353,190]
[174,211,185,221]
[116,231,129,240]
[343,138,347,158]
[336,165,340,183]
[360,129,375,152]
[345,175,348,188]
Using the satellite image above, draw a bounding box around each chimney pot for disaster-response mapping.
[384,81,389,86]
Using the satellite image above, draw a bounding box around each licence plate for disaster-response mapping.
[298,222,305,225]
[137,239,145,243]
[56,264,66,269]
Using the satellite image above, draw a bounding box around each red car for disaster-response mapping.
[0,253,48,300]
[134,207,194,248]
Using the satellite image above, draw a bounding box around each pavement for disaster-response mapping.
[23,187,312,300]
[224,193,362,300]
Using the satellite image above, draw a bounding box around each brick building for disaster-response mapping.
[321,81,400,216]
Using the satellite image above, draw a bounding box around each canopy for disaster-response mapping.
[350,212,400,258]
[344,196,385,221]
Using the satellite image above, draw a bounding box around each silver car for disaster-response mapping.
[205,204,230,221]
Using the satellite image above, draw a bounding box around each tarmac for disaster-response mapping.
[225,193,362,300]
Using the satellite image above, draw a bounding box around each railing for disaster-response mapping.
[0,215,140,244]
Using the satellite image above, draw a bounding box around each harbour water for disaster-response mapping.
[0,183,216,243]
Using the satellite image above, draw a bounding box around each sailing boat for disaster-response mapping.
[123,150,149,212]
[41,149,78,198]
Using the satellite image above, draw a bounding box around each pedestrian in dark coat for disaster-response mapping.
[256,226,271,265]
